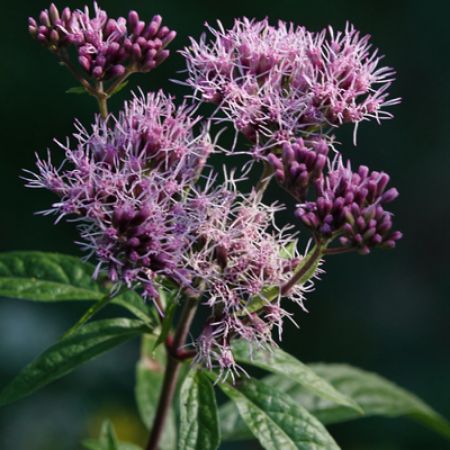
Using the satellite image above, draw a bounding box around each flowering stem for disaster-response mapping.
[281,244,324,295]
[105,67,135,96]
[145,295,199,450]
[58,51,96,96]
[95,82,109,120]
[325,246,354,256]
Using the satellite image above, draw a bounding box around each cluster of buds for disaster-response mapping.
[28,3,176,82]
[267,137,331,201]
[26,91,212,299]
[296,161,402,254]
[182,19,400,152]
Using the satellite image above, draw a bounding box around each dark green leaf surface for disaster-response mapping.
[178,370,220,450]
[306,364,450,439]
[232,340,361,412]
[217,377,340,450]
[0,251,154,324]
[0,252,103,301]
[135,335,176,450]
[220,364,450,441]
[0,318,148,407]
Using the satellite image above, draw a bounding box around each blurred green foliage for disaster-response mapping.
[0,0,449,449]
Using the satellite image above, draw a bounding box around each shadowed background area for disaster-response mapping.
[1,0,449,449]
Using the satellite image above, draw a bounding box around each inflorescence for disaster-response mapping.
[182,18,400,151]
[28,3,176,85]
[27,7,402,377]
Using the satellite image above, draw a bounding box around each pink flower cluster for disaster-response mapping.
[28,3,175,81]
[182,19,400,150]
[26,91,212,299]
[191,190,308,378]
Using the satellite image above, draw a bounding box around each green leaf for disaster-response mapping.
[220,365,450,442]
[280,240,297,259]
[135,335,176,450]
[239,285,279,316]
[0,252,155,325]
[63,294,113,338]
[0,318,149,407]
[178,370,220,450]
[216,376,340,450]
[305,364,450,440]
[232,340,361,413]
[66,86,88,95]
[0,252,103,301]
[83,419,142,450]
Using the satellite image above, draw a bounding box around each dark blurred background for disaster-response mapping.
[1,0,449,449]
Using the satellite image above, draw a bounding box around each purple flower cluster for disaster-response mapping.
[296,160,402,254]
[26,91,212,299]
[28,3,175,81]
[27,7,403,377]
[182,19,400,151]
[190,191,307,378]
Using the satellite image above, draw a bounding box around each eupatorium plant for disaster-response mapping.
[0,4,448,450]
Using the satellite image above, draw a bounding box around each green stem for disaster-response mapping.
[96,95,109,120]
[145,296,199,450]
[95,81,109,119]
[58,51,96,96]
[105,68,135,96]
[281,244,324,296]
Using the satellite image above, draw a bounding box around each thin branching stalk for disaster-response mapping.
[145,295,199,450]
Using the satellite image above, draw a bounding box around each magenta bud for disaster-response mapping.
[132,43,142,59]
[110,64,126,77]
[267,153,282,170]
[92,66,104,79]
[128,10,139,28]
[135,20,146,36]
[62,7,71,21]
[78,55,91,72]
[96,54,106,67]
[104,19,118,37]
[49,29,59,43]
[162,30,177,46]
[382,187,399,203]
[49,3,60,23]
[37,33,48,43]
[390,230,403,241]
[39,10,50,26]
[155,49,170,64]
[28,23,38,37]
[148,15,162,36]
[107,41,120,55]
[142,59,156,71]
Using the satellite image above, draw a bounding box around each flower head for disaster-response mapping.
[182,19,400,151]
[189,188,311,379]
[296,159,402,254]
[26,91,212,299]
[28,3,176,81]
